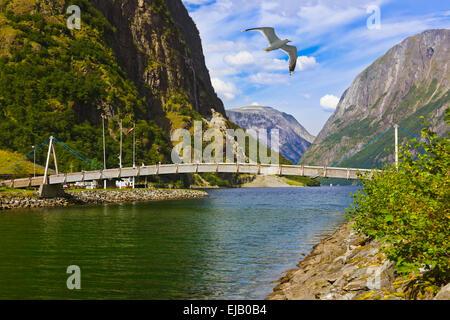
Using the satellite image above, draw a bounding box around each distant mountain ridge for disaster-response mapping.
[227,106,314,164]
[300,29,449,168]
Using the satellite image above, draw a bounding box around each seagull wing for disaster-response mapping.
[244,27,280,45]
[280,44,298,75]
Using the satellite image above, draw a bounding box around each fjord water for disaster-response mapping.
[0,186,357,299]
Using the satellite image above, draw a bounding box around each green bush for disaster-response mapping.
[284,175,320,186]
[347,114,449,282]
[199,172,231,187]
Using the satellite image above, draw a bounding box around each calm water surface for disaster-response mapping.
[0,186,357,299]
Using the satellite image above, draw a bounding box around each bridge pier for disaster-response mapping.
[38,184,66,198]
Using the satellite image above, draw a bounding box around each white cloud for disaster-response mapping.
[205,40,247,53]
[260,11,298,27]
[204,54,240,77]
[261,2,279,11]
[259,0,301,27]
[297,4,365,34]
[219,0,233,9]
[263,58,288,71]
[210,67,239,77]
[249,72,290,85]
[320,94,340,111]
[182,0,212,5]
[211,77,240,101]
[184,0,232,7]
[255,56,318,72]
[297,56,319,71]
[222,54,318,74]
[251,102,260,106]
[186,0,449,133]
[221,51,319,76]
[224,51,255,66]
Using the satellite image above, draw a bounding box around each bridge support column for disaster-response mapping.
[38,136,67,198]
[38,184,66,198]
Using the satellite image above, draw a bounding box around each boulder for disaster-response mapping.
[434,283,450,300]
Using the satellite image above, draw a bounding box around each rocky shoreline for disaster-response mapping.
[269,222,449,300]
[0,189,209,211]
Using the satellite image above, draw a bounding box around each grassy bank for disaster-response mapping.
[284,175,320,187]
[0,186,36,197]
[0,149,45,178]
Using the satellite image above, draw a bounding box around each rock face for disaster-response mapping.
[89,0,225,119]
[269,222,446,300]
[300,29,449,168]
[69,188,208,203]
[0,195,72,210]
[163,0,223,115]
[207,109,247,162]
[227,106,314,164]
[269,223,393,300]
[434,283,450,300]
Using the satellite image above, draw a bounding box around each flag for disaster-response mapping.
[126,126,135,135]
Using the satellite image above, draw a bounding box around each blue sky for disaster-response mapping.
[183,0,450,135]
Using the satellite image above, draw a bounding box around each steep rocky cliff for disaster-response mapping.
[300,29,449,168]
[163,0,223,114]
[89,0,225,122]
[0,0,224,172]
[227,106,314,164]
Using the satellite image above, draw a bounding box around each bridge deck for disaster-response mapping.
[0,163,374,188]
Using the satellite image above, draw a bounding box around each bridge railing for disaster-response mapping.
[0,163,377,188]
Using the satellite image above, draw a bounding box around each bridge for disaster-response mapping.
[0,162,373,189]
[0,124,419,197]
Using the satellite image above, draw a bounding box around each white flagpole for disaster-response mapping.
[119,120,122,190]
[120,120,122,169]
[133,122,136,189]
[133,122,136,168]
[102,115,107,190]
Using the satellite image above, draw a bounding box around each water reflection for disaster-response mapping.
[0,186,357,299]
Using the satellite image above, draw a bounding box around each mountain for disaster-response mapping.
[90,0,225,120]
[226,106,315,164]
[300,29,449,168]
[0,0,224,172]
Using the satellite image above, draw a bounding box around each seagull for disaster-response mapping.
[242,27,297,75]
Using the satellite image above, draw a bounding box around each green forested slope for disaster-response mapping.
[0,0,178,172]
